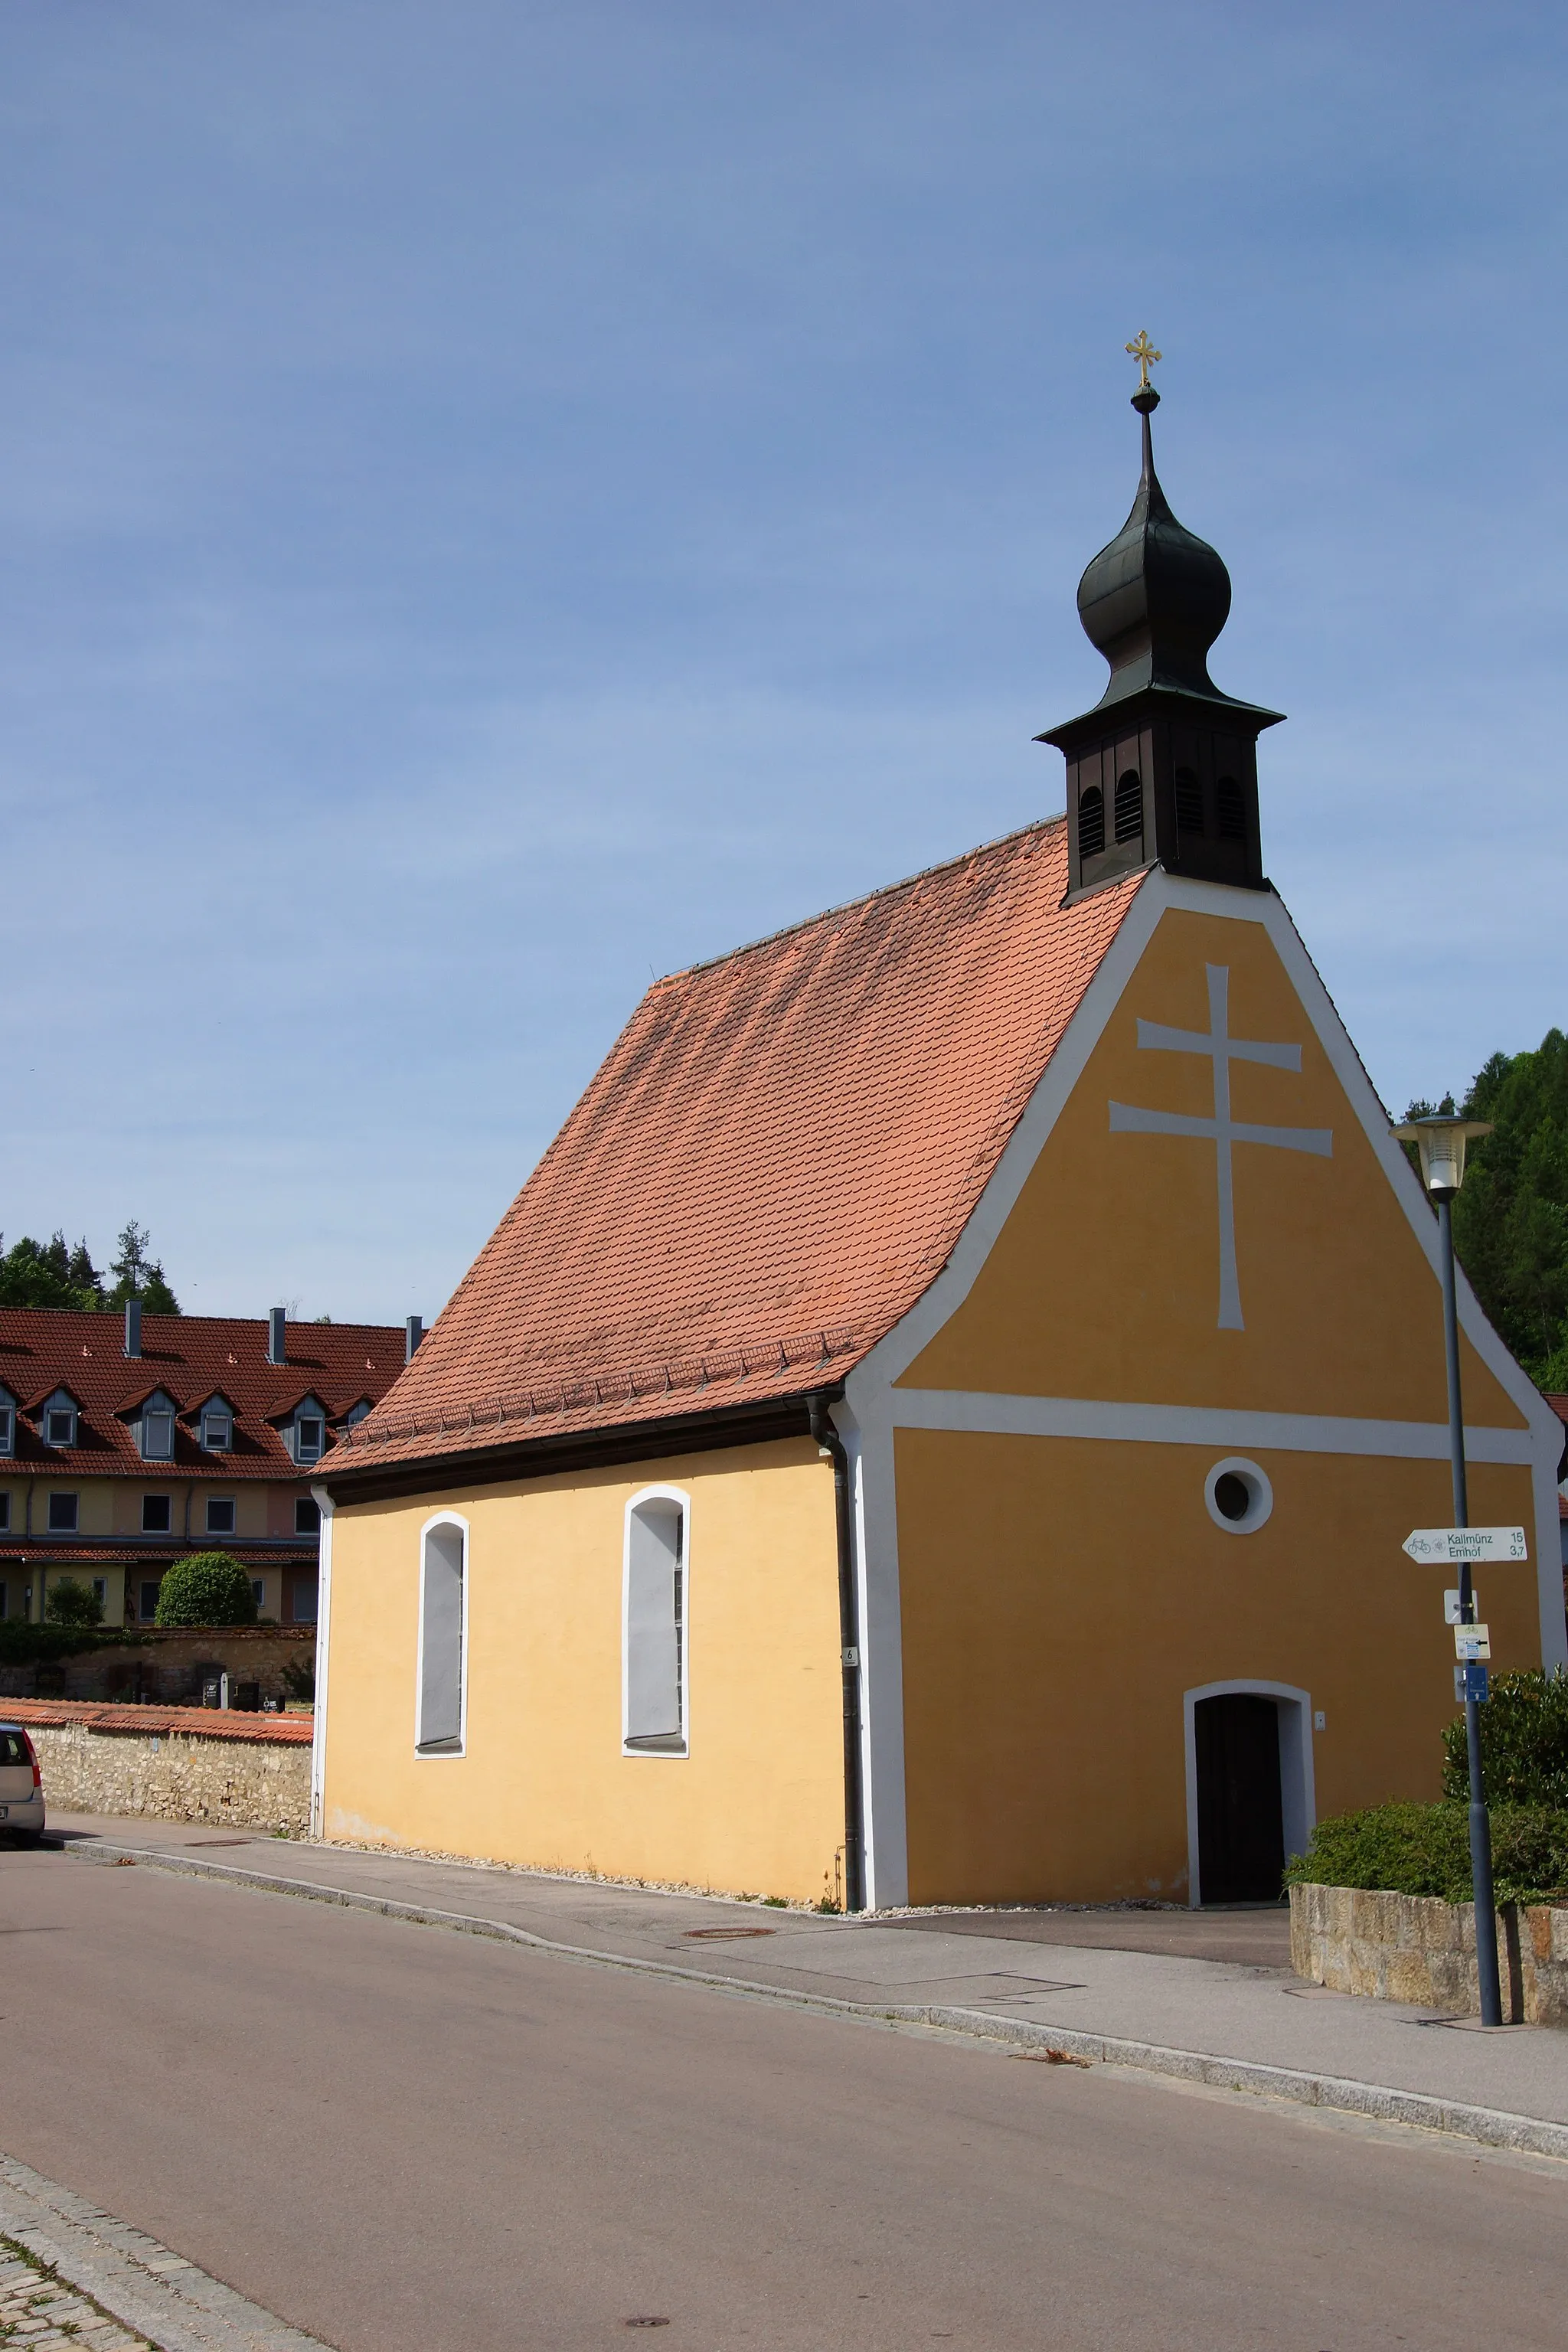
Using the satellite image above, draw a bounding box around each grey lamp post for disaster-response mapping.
[1393,1112,1501,2028]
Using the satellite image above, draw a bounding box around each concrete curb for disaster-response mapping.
[66,1838,1568,2167]
[0,2153,328,2352]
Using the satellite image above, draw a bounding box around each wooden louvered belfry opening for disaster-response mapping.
[1076,782,1105,861]
[1215,773,1246,840]
[1112,768,1143,845]
[1174,764,1204,836]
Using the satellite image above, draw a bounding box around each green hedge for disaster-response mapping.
[1285,1801,1568,1906]
[0,1623,141,1669]
[1441,1668,1568,1807]
[153,1552,258,1628]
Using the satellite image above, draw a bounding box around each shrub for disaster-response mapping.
[153,1552,258,1628]
[44,1578,104,1629]
[1440,1668,1568,1807]
[1285,1800,1568,1906]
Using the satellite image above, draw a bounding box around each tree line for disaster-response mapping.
[1406,1024,1568,1393]
[0,1220,179,1315]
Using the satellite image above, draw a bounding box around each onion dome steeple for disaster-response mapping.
[1038,336,1283,900]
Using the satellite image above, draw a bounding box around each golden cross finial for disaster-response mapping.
[1125,330,1161,390]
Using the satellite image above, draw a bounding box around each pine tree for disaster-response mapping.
[106,1221,180,1315]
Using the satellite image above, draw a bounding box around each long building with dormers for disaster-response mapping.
[0,1304,416,1629]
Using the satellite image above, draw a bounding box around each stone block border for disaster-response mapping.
[1290,1881,1568,2027]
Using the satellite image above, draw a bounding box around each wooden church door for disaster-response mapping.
[1194,1694,1285,1903]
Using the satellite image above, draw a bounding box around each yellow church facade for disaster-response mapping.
[314,867,1563,1909]
[314,384,1564,1910]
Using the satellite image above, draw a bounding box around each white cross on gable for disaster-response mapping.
[1109,964,1332,1331]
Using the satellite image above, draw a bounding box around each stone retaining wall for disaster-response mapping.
[0,1625,315,1708]
[1290,1880,1568,2027]
[6,1703,312,1834]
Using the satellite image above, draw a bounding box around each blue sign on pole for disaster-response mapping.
[1454,1662,1490,1705]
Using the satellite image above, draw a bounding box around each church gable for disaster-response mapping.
[894,891,1528,1430]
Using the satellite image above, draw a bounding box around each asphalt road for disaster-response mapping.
[0,1844,1561,2352]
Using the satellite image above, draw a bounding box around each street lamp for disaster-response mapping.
[1392,1111,1501,2027]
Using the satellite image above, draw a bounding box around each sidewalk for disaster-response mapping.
[50,1812,1568,2161]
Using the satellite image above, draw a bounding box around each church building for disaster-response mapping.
[315,369,1566,1910]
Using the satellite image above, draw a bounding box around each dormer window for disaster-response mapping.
[42,1393,78,1449]
[344,1400,371,1429]
[295,1411,325,1465]
[0,1392,14,1457]
[201,1401,234,1452]
[139,1395,176,1462]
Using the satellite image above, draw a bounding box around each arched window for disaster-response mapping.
[1076,784,1105,861]
[416,1517,467,1756]
[623,1488,688,1755]
[1174,766,1204,835]
[1112,769,1143,844]
[1216,775,1246,840]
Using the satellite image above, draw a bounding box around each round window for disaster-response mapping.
[1204,1457,1273,1535]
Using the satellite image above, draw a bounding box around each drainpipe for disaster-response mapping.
[808,1394,864,1914]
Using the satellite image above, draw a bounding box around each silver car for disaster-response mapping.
[0,1725,46,1844]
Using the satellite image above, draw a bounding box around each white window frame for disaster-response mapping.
[205,1494,237,1537]
[43,1395,77,1449]
[0,1397,15,1456]
[47,1491,79,1533]
[139,1396,175,1462]
[621,1485,691,1759]
[293,1409,326,1465]
[414,1511,469,1759]
[201,1402,233,1452]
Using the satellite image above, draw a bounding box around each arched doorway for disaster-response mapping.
[1183,1681,1315,1907]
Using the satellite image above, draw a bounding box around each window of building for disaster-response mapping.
[43,1397,77,1449]
[0,1580,8,1620]
[139,1402,175,1461]
[622,1490,688,1756]
[92,1578,106,1610]
[0,1492,9,1533]
[416,1519,466,1755]
[1076,782,1105,861]
[344,1400,370,1428]
[206,1496,237,1537]
[294,1413,325,1465]
[251,1579,266,1611]
[0,1396,14,1456]
[142,1494,172,1534]
[47,1492,79,1533]
[201,1403,233,1452]
[295,1497,321,1535]
[289,1570,318,1625]
[139,1579,162,1622]
[1216,774,1246,840]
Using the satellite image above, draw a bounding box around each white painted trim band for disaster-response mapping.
[891,1389,1537,1465]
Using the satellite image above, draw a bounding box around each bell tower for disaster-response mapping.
[1038,337,1282,900]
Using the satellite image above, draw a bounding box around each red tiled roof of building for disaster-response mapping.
[0,1695,312,1745]
[0,1311,406,1480]
[337,817,1145,1472]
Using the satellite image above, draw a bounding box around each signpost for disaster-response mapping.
[1403,1527,1527,1565]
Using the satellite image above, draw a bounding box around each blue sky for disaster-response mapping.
[2,2,1565,1323]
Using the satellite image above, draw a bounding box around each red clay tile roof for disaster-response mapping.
[0,1546,322,1566]
[0,1312,406,1481]
[338,817,1145,1472]
[0,1695,312,1745]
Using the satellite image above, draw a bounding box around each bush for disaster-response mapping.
[1441,1668,1568,1807]
[44,1578,104,1629]
[0,1623,135,1668]
[153,1553,258,1628]
[1285,1800,1568,1906]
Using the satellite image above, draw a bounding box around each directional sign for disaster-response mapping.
[1403,1526,1527,1565]
[1454,1623,1491,1661]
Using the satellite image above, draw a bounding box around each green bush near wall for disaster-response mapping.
[0,1624,139,1669]
[152,1553,258,1628]
[1285,1801,1568,1906]
[1441,1668,1568,1807]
